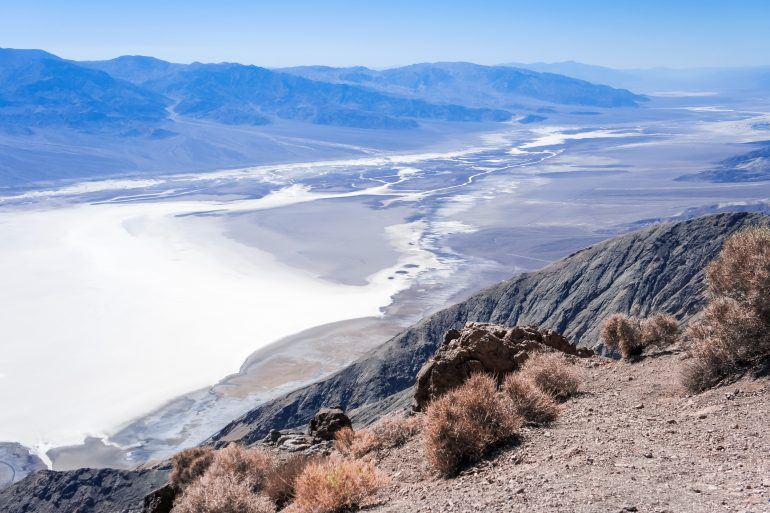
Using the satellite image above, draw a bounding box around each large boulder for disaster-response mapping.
[413,322,592,410]
[307,407,352,440]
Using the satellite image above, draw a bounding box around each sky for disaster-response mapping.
[1,0,769,69]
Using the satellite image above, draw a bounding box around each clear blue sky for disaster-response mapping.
[1,0,768,69]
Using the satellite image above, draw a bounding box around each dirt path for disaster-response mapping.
[370,353,770,512]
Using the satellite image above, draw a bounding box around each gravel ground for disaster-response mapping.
[367,352,770,513]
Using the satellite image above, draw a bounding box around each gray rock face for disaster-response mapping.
[0,467,169,513]
[413,322,592,410]
[142,484,175,513]
[209,213,770,446]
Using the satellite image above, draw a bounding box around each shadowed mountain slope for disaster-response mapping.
[0,48,169,129]
[210,212,769,446]
[144,62,513,128]
[0,468,168,513]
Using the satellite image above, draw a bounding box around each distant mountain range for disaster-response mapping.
[277,62,646,109]
[0,48,646,134]
[0,49,168,130]
[676,140,770,182]
[506,60,770,95]
[82,57,518,129]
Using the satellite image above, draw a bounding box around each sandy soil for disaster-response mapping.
[370,352,770,512]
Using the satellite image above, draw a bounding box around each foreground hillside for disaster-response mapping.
[211,213,769,446]
[369,351,769,512]
[1,212,769,513]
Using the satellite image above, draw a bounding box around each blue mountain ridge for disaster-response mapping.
[0,49,648,133]
[0,49,168,130]
[278,61,646,108]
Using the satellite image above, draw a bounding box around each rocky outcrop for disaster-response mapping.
[259,429,334,455]
[307,407,352,440]
[413,323,592,410]
[209,213,770,446]
[142,484,175,513]
[0,467,169,513]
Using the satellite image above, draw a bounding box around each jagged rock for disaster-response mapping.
[142,483,175,513]
[265,429,282,444]
[307,407,352,440]
[260,428,334,456]
[413,322,592,409]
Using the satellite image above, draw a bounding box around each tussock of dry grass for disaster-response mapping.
[335,415,422,459]
[518,352,580,401]
[290,456,385,513]
[683,228,770,392]
[641,313,680,348]
[367,415,422,450]
[602,312,680,359]
[502,373,561,424]
[206,443,275,491]
[263,454,321,509]
[169,446,215,492]
[423,373,521,476]
[601,314,643,358]
[171,473,275,513]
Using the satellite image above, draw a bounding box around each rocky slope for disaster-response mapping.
[0,468,168,513]
[2,212,768,513]
[210,212,770,446]
[371,351,770,513]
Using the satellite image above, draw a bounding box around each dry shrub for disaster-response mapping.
[502,373,561,424]
[423,373,521,476]
[171,473,275,513]
[206,443,275,491]
[170,446,215,492]
[367,415,422,450]
[335,415,422,458]
[332,427,356,456]
[707,226,770,318]
[683,228,770,392]
[291,456,385,513]
[601,313,643,358]
[518,352,580,401]
[263,454,321,509]
[640,312,680,347]
[681,333,736,392]
[682,297,768,391]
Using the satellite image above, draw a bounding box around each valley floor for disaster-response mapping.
[371,352,770,512]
